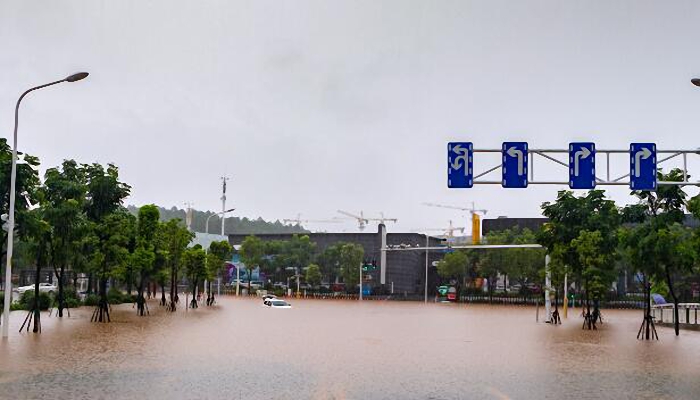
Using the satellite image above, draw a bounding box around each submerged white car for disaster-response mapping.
[264,299,292,309]
[14,283,57,294]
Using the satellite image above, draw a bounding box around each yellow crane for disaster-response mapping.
[422,202,487,244]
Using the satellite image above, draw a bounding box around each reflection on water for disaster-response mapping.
[1,298,699,399]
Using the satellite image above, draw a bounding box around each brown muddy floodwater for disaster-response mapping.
[0,297,699,400]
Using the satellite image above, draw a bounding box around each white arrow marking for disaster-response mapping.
[450,145,470,175]
[634,147,652,178]
[506,147,524,176]
[573,147,591,177]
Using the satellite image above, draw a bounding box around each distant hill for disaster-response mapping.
[126,205,308,235]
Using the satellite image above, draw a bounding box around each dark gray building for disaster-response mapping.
[228,226,445,295]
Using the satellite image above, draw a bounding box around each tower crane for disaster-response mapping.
[337,210,398,231]
[412,220,465,237]
[337,210,368,231]
[282,214,343,226]
[422,202,487,244]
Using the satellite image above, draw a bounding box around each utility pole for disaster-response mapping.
[184,202,194,232]
[221,176,229,236]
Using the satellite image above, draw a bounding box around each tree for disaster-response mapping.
[42,160,88,317]
[539,190,620,329]
[571,230,616,329]
[157,219,193,311]
[183,244,207,308]
[271,235,316,287]
[623,168,692,337]
[239,235,265,294]
[336,243,364,291]
[436,251,469,295]
[89,210,135,322]
[0,139,41,292]
[207,240,232,305]
[83,163,132,322]
[130,205,159,316]
[480,228,544,302]
[305,263,322,288]
[19,208,51,333]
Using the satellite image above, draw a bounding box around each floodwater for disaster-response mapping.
[0,298,699,400]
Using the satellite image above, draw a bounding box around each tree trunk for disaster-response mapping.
[86,272,93,295]
[136,272,146,316]
[57,265,65,318]
[160,280,166,307]
[207,280,213,306]
[190,278,198,309]
[32,262,41,333]
[665,265,680,336]
[126,267,133,295]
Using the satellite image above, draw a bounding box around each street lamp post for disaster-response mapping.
[2,72,88,338]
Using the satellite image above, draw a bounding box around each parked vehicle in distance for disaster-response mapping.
[14,282,57,294]
[264,299,292,309]
[262,294,277,305]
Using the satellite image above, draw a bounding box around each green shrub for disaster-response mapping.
[84,294,100,306]
[19,290,53,310]
[107,287,125,304]
[273,288,285,297]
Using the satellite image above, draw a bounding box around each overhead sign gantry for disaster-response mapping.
[448,142,699,190]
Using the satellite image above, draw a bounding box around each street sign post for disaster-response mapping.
[569,142,596,189]
[629,143,657,190]
[447,142,473,188]
[502,142,528,188]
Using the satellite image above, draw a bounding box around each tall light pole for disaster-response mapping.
[3,72,89,338]
[220,176,229,236]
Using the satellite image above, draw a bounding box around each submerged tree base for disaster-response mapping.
[91,300,111,323]
[19,309,41,333]
[637,314,659,340]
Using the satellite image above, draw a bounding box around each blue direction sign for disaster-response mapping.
[630,143,657,190]
[447,142,473,188]
[502,142,528,188]
[569,142,596,189]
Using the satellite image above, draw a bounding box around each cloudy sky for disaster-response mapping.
[2,1,700,234]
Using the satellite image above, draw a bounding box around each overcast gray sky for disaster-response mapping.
[2,0,700,234]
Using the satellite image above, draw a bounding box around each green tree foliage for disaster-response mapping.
[267,235,316,284]
[621,168,694,336]
[539,190,620,328]
[206,240,232,305]
[42,160,88,317]
[0,139,41,296]
[479,228,544,298]
[126,205,308,234]
[157,219,194,311]
[183,244,207,308]
[305,263,322,288]
[130,205,159,316]
[436,251,468,289]
[239,235,265,293]
[83,163,132,323]
[336,243,364,290]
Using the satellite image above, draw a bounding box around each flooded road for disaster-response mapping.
[0,297,698,399]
